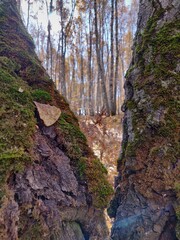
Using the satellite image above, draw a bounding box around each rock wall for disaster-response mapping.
[0,1,113,239]
[108,0,180,239]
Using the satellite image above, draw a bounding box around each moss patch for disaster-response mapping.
[123,15,180,161]
[0,64,36,203]
[0,4,113,238]
[18,208,44,240]
[32,89,52,103]
[84,158,113,208]
[118,4,179,220]
[57,113,113,208]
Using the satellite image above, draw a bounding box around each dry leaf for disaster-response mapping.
[34,101,61,126]
[18,87,24,92]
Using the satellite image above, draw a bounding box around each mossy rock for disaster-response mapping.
[57,113,113,208]
[0,0,113,212]
[32,89,52,103]
[0,62,35,203]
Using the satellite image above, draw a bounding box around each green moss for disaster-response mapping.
[77,157,87,178]
[175,182,180,193]
[126,100,137,110]
[19,217,44,240]
[129,16,179,145]
[0,189,5,207]
[0,57,21,76]
[135,10,180,82]
[58,113,113,208]
[137,8,166,54]
[0,1,113,220]
[0,147,24,160]
[0,63,36,202]
[141,19,179,81]
[85,158,113,208]
[149,146,161,157]
[0,68,14,83]
[21,223,42,240]
[59,113,86,141]
[32,89,52,103]
[0,2,34,50]
[125,65,136,78]
[175,182,180,238]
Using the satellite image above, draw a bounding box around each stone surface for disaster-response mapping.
[109,0,180,239]
[34,101,61,126]
[0,1,111,239]
[1,126,109,240]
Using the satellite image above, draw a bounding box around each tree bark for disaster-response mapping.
[60,0,67,98]
[109,0,114,115]
[94,0,110,116]
[88,29,94,116]
[112,0,119,115]
[27,0,31,30]
[16,0,21,12]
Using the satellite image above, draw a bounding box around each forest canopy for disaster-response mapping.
[18,0,138,115]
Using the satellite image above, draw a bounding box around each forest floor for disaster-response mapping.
[79,114,123,230]
[79,115,123,186]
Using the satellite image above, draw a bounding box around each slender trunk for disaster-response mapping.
[112,0,119,115]
[109,0,114,115]
[88,8,94,116]
[46,20,51,74]
[120,48,125,106]
[60,0,67,98]
[80,49,84,114]
[71,53,75,102]
[96,73,101,114]
[55,33,61,89]
[94,0,110,116]
[16,0,21,12]
[50,38,53,79]
[27,0,30,30]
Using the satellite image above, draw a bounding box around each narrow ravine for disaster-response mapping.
[79,115,123,186]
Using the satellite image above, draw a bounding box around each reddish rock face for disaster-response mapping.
[108,0,180,239]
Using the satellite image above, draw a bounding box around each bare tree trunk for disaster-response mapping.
[80,49,84,115]
[94,0,110,116]
[88,8,94,116]
[46,20,51,75]
[96,73,101,114]
[60,0,67,98]
[27,0,31,30]
[112,0,119,115]
[50,41,53,79]
[71,52,75,101]
[109,0,114,115]
[55,33,61,89]
[16,0,21,12]
[119,49,125,106]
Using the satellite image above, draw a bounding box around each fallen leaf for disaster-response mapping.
[34,101,61,126]
[18,87,24,93]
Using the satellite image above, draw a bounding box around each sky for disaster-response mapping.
[21,0,133,34]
